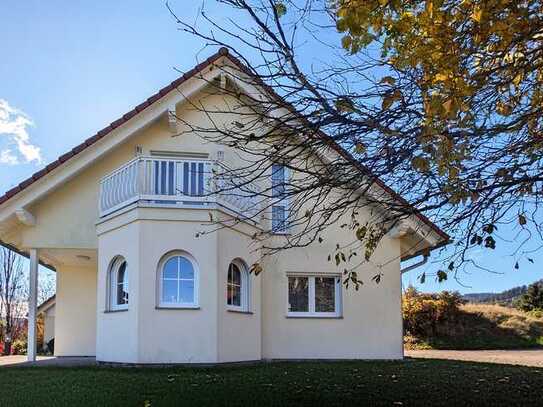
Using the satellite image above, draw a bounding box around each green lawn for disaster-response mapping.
[1,359,542,406]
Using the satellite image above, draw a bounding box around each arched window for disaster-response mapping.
[158,252,199,308]
[226,260,249,311]
[108,257,128,311]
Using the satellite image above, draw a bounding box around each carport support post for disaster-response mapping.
[27,248,39,362]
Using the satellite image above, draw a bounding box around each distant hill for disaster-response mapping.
[463,279,543,306]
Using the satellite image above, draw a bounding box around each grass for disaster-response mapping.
[1,359,543,406]
[405,303,543,350]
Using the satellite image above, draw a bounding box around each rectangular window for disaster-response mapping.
[271,164,289,233]
[287,275,341,317]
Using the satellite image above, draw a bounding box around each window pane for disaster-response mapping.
[160,161,167,193]
[190,162,197,195]
[271,164,285,198]
[226,283,232,305]
[116,262,128,305]
[315,277,336,312]
[179,257,194,280]
[168,161,174,195]
[272,205,286,232]
[288,277,309,312]
[230,284,241,306]
[197,162,204,196]
[180,280,194,303]
[230,264,241,285]
[163,258,178,279]
[183,162,189,194]
[162,279,178,303]
[154,161,160,194]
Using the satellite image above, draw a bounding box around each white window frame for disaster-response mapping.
[226,259,250,312]
[157,251,200,309]
[108,257,129,311]
[271,163,290,234]
[286,274,342,318]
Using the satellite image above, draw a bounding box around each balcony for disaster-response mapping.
[99,156,262,222]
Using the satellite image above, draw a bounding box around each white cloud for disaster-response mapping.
[0,99,42,165]
[0,149,19,165]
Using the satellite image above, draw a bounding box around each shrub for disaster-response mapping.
[527,309,543,319]
[403,286,464,337]
[11,339,27,355]
[514,282,543,312]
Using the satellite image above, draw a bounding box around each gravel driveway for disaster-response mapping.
[406,349,543,367]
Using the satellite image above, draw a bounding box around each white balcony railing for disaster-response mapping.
[99,156,261,222]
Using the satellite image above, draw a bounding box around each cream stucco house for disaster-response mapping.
[0,48,448,364]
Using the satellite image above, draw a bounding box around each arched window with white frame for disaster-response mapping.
[108,256,128,311]
[158,251,199,308]
[226,259,250,312]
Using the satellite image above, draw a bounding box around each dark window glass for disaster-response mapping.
[190,162,197,195]
[227,263,242,307]
[116,261,129,305]
[288,277,309,312]
[315,277,335,312]
[272,205,286,232]
[197,162,204,196]
[271,164,285,198]
[183,162,189,194]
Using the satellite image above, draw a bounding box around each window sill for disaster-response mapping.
[286,314,343,319]
[227,309,254,315]
[104,308,128,313]
[155,306,201,310]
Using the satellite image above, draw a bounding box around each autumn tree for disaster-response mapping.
[168,0,543,283]
[514,281,543,311]
[0,247,26,355]
[0,248,55,355]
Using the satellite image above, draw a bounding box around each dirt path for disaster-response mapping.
[406,349,543,367]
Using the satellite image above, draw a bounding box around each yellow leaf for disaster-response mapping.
[442,99,453,113]
[496,101,512,116]
[426,0,433,17]
[355,143,366,153]
[434,73,450,82]
[472,6,482,22]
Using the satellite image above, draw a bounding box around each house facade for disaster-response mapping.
[0,48,448,364]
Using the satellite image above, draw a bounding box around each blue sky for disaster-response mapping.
[0,1,540,294]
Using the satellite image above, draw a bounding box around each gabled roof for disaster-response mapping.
[0,47,448,250]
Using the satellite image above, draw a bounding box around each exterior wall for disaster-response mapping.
[262,223,404,360]
[136,217,219,364]
[96,220,140,363]
[217,227,262,363]
[55,265,97,356]
[43,306,55,347]
[96,206,264,364]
